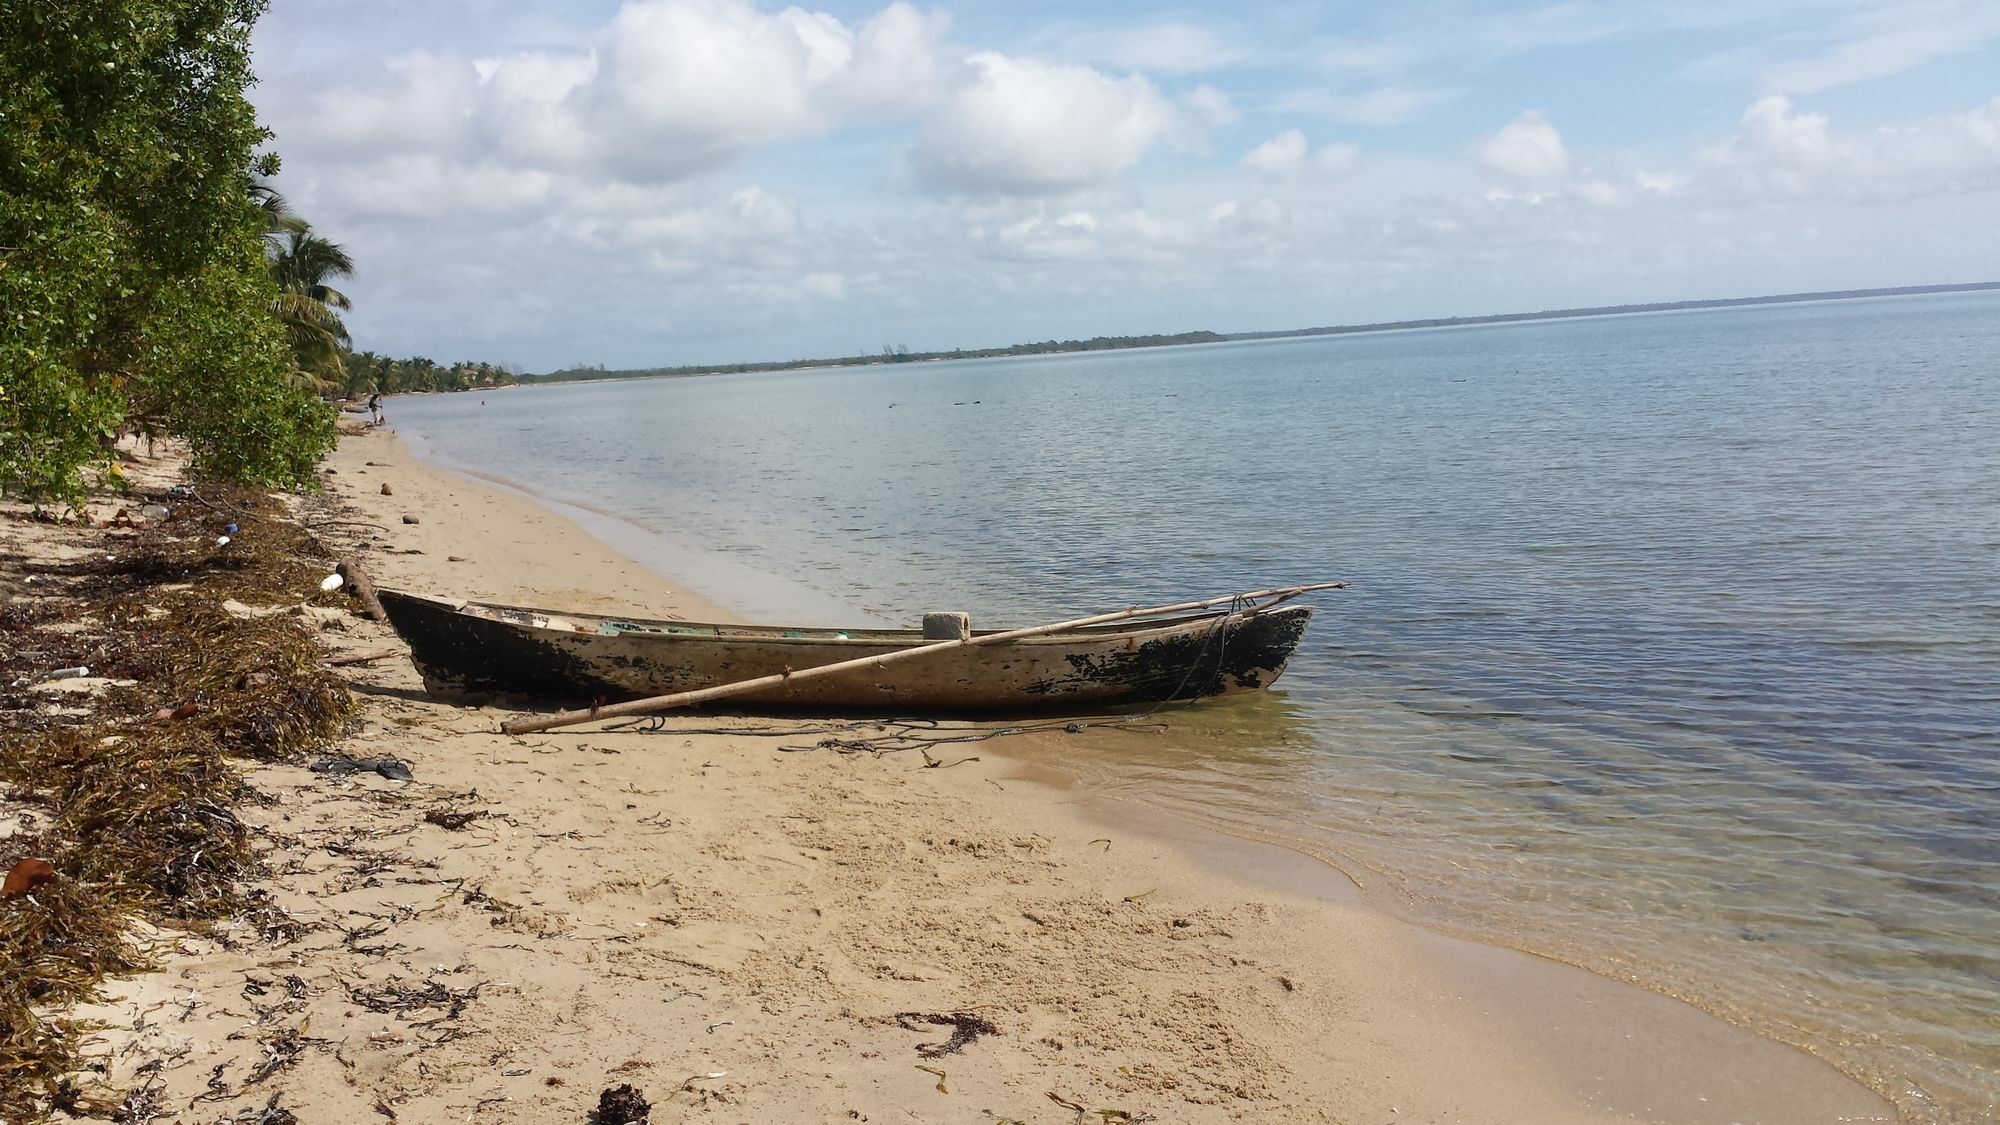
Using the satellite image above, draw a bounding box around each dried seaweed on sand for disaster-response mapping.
[1,484,355,1122]
[895,1010,1000,1058]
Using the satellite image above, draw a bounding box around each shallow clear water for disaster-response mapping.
[395,291,2000,1120]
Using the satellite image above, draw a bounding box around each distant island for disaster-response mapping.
[532,331,1230,383]
[1221,282,2000,343]
[528,281,1999,384]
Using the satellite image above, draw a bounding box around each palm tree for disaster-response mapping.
[268,230,356,393]
[251,182,308,247]
[252,182,357,393]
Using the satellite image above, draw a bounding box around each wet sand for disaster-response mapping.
[66,426,1894,1123]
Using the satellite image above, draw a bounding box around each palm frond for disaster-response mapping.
[252,182,309,240]
[307,284,353,311]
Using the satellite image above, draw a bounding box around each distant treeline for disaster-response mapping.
[518,282,1998,389]
[342,351,522,398]
[1225,282,2000,342]
[529,331,1228,383]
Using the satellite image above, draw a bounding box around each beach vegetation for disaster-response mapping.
[0,0,336,508]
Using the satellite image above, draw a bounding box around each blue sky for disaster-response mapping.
[251,1,2000,370]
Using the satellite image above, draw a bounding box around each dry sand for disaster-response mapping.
[55,427,1895,1123]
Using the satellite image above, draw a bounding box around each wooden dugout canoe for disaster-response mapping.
[377,589,1314,713]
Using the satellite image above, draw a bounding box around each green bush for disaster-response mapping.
[0,0,335,506]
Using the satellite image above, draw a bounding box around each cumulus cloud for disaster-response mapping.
[292,0,953,183]
[1241,131,1308,177]
[290,0,1227,199]
[1239,130,1360,180]
[1728,95,1835,173]
[1480,111,1568,178]
[910,53,1203,192]
[1711,94,2000,200]
[589,0,955,142]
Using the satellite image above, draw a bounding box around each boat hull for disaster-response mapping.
[377,590,1313,714]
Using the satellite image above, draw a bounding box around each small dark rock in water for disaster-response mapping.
[402,515,420,525]
[380,483,394,495]
[595,1083,650,1124]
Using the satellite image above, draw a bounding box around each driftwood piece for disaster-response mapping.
[337,558,389,622]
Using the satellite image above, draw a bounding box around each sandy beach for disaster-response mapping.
[20,427,1893,1124]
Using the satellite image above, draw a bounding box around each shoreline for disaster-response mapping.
[3,426,1895,1122]
[317,425,1894,1122]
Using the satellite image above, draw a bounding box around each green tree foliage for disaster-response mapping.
[269,229,356,392]
[256,184,357,392]
[0,0,335,505]
[340,351,519,397]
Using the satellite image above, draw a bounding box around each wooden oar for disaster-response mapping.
[497,582,1348,736]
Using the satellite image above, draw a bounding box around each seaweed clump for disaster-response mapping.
[1,484,356,1121]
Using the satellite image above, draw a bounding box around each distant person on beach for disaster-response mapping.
[367,393,384,426]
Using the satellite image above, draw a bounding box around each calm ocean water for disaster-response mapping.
[395,291,2000,1120]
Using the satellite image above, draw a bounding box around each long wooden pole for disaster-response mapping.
[498,582,1348,736]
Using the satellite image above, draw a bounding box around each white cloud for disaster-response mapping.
[835,3,959,112]
[306,51,485,155]
[1240,130,1360,180]
[293,0,953,184]
[1480,111,1568,178]
[1241,130,1309,177]
[1730,95,1834,169]
[306,156,557,222]
[583,0,952,179]
[1711,94,2000,200]
[471,51,597,167]
[290,1,1218,200]
[910,53,1198,192]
